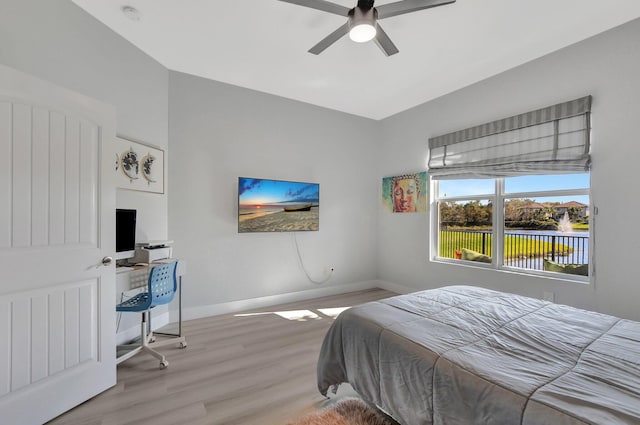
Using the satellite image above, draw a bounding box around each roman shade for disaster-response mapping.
[427,96,592,179]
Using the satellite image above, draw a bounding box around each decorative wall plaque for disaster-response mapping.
[114,136,164,193]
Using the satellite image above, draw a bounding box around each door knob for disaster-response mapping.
[102,256,113,266]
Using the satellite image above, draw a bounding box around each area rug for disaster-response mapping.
[287,398,397,425]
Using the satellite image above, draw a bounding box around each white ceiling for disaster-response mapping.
[71,0,640,120]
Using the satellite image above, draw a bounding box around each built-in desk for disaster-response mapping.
[115,260,186,349]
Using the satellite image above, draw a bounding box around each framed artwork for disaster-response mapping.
[382,171,428,213]
[114,136,164,193]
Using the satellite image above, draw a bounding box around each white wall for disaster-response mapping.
[0,0,169,242]
[0,0,380,323]
[0,0,169,338]
[377,18,640,321]
[168,72,380,313]
[5,0,640,323]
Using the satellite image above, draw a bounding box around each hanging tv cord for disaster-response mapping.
[293,232,333,284]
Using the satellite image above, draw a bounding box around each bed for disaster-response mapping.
[317,286,640,425]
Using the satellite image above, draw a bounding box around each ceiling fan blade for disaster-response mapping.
[277,0,350,17]
[308,22,350,55]
[373,24,399,56]
[376,0,455,19]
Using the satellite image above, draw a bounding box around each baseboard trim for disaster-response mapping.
[118,280,418,339]
[374,280,416,295]
[179,280,383,321]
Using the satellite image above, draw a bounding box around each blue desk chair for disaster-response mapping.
[116,261,180,369]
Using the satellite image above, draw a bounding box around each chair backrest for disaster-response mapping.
[148,261,178,307]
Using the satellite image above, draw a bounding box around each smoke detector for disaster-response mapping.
[121,5,141,21]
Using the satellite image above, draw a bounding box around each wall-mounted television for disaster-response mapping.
[238,177,319,233]
[115,208,137,260]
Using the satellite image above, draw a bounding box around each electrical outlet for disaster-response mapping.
[543,291,555,302]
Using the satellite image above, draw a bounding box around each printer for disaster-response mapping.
[133,240,173,264]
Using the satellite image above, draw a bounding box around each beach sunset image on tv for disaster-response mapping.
[238,177,319,233]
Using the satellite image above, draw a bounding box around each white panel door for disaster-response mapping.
[0,64,116,424]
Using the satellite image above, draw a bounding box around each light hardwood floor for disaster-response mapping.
[47,288,395,425]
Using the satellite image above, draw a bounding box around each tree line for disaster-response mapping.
[439,200,585,229]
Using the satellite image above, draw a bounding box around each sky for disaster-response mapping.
[439,173,590,204]
[239,178,319,206]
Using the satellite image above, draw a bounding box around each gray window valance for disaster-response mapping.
[427,96,592,180]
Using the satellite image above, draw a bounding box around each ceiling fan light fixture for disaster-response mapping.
[348,7,377,43]
[280,0,457,55]
[349,24,376,43]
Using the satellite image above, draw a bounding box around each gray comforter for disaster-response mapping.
[317,286,640,425]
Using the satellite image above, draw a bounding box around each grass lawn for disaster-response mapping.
[572,223,589,231]
[439,230,572,260]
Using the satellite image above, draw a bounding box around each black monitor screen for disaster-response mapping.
[116,209,136,253]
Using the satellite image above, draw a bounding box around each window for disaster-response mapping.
[433,173,590,279]
[427,96,592,281]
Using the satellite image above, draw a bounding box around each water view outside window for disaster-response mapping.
[435,174,590,279]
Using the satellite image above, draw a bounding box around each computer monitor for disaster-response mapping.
[115,209,136,261]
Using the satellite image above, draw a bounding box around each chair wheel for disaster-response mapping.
[179,341,187,349]
[159,360,169,369]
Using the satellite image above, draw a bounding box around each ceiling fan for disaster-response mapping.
[278,0,456,56]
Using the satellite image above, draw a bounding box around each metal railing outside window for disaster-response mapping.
[439,229,589,270]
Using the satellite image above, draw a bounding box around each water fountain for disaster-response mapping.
[558,211,572,233]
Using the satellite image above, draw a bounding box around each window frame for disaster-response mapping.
[430,176,592,283]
